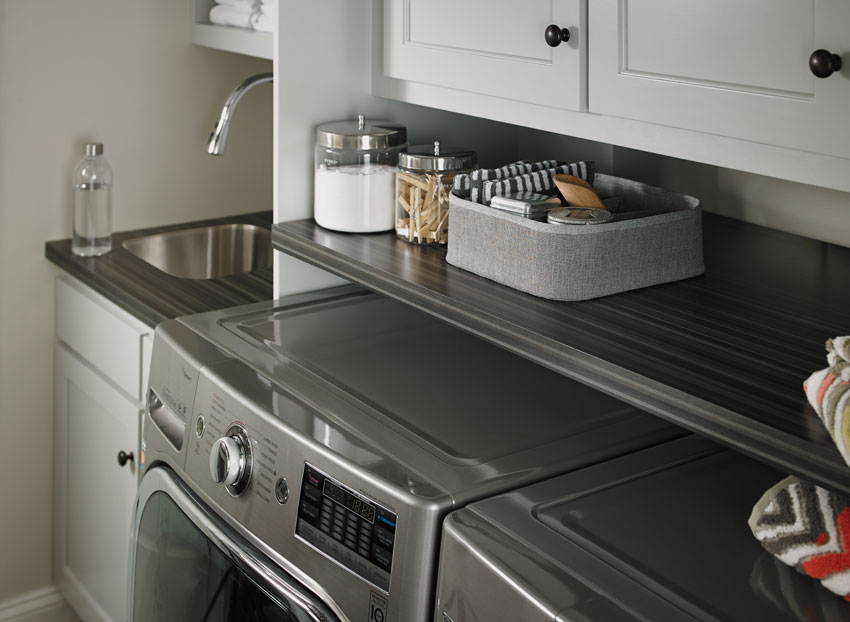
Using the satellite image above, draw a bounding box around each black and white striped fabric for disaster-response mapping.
[453,159,562,193]
[453,160,595,205]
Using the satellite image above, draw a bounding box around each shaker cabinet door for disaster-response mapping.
[54,344,140,622]
[383,0,586,111]
[589,0,850,159]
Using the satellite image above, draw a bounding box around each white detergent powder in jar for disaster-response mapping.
[314,116,407,232]
[314,164,397,232]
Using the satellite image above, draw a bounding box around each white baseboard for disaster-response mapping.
[0,587,78,622]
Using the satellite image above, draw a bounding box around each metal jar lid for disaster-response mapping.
[398,141,477,172]
[316,115,407,150]
[547,207,613,225]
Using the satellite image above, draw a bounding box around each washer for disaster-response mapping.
[128,285,683,622]
[436,435,847,622]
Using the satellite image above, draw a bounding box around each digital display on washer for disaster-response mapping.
[322,478,376,523]
[296,463,396,592]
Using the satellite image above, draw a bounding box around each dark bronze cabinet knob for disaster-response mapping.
[545,24,571,47]
[117,450,134,467]
[809,49,843,78]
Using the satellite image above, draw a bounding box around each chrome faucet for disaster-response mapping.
[207,72,273,156]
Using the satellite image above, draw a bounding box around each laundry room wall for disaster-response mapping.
[0,0,272,603]
[611,147,850,248]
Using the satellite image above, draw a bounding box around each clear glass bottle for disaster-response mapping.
[314,115,407,232]
[395,142,476,246]
[72,142,113,256]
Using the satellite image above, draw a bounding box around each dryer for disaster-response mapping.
[436,435,849,622]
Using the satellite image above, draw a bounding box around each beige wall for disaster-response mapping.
[0,0,272,602]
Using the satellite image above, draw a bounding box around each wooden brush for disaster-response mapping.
[553,174,606,209]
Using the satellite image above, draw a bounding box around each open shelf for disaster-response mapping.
[191,0,272,59]
[272,214,850,495]
[191,23,272,60]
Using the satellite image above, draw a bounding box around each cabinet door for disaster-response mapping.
[383,0,587,110]
[54,344,140,622]
[589,0,850,159]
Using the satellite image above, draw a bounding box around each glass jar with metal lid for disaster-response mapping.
[395,142,476,246]
[314,115,407,233]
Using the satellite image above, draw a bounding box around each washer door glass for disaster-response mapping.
[129,468,337,622]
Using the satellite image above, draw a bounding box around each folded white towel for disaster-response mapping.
[258,0,277,20]
[251,11,275,32]
[210,4,255,28]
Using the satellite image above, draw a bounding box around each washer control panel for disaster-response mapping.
[296,464,396,592]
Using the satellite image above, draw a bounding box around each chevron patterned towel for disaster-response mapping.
[804,336,850,468]
[749,476,850,600]
[750,554,850,620]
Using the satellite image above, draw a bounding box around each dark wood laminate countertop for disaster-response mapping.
[46,211,273,328]
[272,215,850,495]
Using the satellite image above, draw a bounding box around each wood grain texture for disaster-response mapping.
[272,215,850,494]
[46,212,273,328]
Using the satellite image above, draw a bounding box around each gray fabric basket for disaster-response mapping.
[446,174,704,301]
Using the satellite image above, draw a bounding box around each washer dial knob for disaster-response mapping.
[209,425,252,495]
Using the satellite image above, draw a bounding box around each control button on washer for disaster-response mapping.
[275,478,289,504]
[299,501,320,523]
[301,483,321,505]
[375,524,395,550]
[195,415,205,438]
[372,544,393,570]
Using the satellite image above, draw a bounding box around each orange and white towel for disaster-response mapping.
[805,337,850,468]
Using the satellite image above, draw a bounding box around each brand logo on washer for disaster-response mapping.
[368,591,387,622]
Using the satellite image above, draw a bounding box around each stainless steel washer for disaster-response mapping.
[129,285,683,622]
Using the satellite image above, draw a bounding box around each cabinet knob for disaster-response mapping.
[544,24,571,48]
[809,49,843,78]
[117,450,134,467]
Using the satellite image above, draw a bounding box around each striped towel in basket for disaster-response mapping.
[453,160,594,205]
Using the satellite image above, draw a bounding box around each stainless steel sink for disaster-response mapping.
[122,224,272,279]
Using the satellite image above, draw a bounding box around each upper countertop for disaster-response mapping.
[272,214,850,495]
[46,211,273,328]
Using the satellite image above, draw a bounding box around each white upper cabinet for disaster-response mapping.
[589,0,850,159]
[383,0,587,110]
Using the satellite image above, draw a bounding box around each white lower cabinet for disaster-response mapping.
[53,276,152,622]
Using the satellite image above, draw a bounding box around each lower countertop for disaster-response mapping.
[46,211,273,328]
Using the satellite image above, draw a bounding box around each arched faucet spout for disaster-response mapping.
[208,72,273,156]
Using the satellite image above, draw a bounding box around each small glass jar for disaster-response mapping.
[314,115,407,233]
[395,142,476,246]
